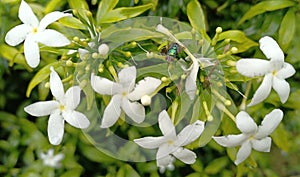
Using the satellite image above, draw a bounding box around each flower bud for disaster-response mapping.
[141,95,151,106]
[98,44,109,56]
[216,27,222,33]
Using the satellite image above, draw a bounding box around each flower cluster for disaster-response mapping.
[6,0,296,173]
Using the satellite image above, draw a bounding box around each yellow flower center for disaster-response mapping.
[272,70,277,76]
[32,27,38,34]
[121,91,127,97]
[167,140,174,145]
[59,104,65,111]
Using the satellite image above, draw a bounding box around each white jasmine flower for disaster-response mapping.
[40,149,64,168]
[185,61,199,100]
[134,110,205,172]
[213,109,283,165]
[236,36,295,106]
[5,0,71,68]
[24,67,90,145]
[91,66,161,128]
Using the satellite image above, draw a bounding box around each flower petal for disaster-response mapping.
[276,62,296,79]
[24,100,59,116]
[259,36,284,62]
[185,61,199,100]
[121,99,145,123]
[156,143,176,160]
[156,154,174,171]
[158,110,176,138]
[101,95,122,128]
[64,86,81,110]
[24,35,40,68]
[19,0,39,26]
[118,66,136,90]
[128,77,161,101]
[234,140,252,165]
[255,109,283,139]
[63,110,90,129]
[134,136,167,149]
[236,111,257,134]
[39,11,71,30]
[48,112,64,145]
[172,147,197,164]
[248,74,273,106]
[175,120,205,147]
[272,77,290,103]
[5,24,31,46]
[236,59,271,77]
[213,134,248,148]
[251,137,271,152]
[36,29,70,47]
[50,67,65,100]
[91,73,122,95]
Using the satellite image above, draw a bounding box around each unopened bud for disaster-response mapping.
[98,44,109,56]
[231,47,238,54]
[45,82,50,88]
[66,60,73,67]
[216,27,222,33]
[141,95,151,106]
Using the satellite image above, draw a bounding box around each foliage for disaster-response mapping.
[0,0,300,177]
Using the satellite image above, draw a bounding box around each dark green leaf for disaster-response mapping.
[238,0,296,24]
[279,9,296,51]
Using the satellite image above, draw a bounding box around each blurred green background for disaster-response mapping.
[1,0,300,176]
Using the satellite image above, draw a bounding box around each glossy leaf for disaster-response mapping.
[238,0,296,24]
[67,0,89,10]
[45,0,66,13]
[99,4,153,23]
[187,0,206,32]
[26,62,61,97]
[96,0,119,23]
[218,30,258,52]
[0,44,31,70]
[279,9,296,51]
[59,16,86,30]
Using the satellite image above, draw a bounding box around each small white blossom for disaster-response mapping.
[134,110,205,172]
[213,109,283,165]
[24,67,90,145]
[236,36,295,106]
[98,43,109,56]
[40,149,64,168]
[185,61,199,100]
[91,66,161,128]
[5,0,71,68]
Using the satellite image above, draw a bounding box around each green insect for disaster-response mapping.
[161,43,182,63]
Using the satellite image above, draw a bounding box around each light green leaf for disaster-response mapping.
[238,0,296,24]
[67,0,89,10]
[59,16,86,30]
[204,157,228,174]
[279,9,296,51]
[187,0,206,32]
[79,145,116,163]
[96,0,119,23]
[0,44,31,70]
[45,0,66,13]
[99,4,153,23]
[218,30,258,53]
[26,62,61,97]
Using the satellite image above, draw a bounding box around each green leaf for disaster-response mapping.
[271,123,290,152]
[279,8,296,51]
[79,145,116,163]
[238,0,296,24]
[121,164,140,177]
[187,0,206,32]
[45,0,66,13]
[26,62,61,97]
[0,44,31,70]
[218,30,258,53]
[60,169,82,177]
[67,0,89,10]
[204,157,228,174]
[96,0,119,23]
[99,4,153,23]
[59,16,86,30]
